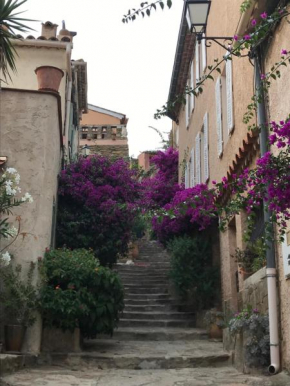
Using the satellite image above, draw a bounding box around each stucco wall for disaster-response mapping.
[0,90,61,353]
[81,109,121,126]
[6,45,67,127]
[264,13,290,372]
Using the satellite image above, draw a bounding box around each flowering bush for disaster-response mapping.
[39,249,124,338]
[229,306,270,367]
[152,184,217,244]
[0,168,33,260]
[57,156,141,266]
[140,147,181,209]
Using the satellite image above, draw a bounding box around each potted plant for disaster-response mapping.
[204,309,225,339]
[0,261,38,352]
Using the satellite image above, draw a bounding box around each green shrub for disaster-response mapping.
[168,235,219,309]
[39,249,124,338]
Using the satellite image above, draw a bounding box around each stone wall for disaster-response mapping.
[89,144,129,159]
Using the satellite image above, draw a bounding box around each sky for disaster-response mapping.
[22,0,184,157]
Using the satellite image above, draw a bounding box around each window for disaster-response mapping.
[185,162,190,188]
[202,112,209,182]
[216,54,234,157]
[82,133,87,139]
[195,133,201,185]
[190,148,195,187]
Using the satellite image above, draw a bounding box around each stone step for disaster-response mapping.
[120,279,169,285]
[125,304,170,312]
[124,298,175,305]
[111,327,208,341]
[124,287,168,295]
[119,318,196,328]
[121,311,195,321]
[41,340,230,370]
[125,293,171,300]
[0,354,37,375]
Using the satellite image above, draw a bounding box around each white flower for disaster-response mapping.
[5,185,16,196]
[14,173,20,184]
[21,192,33,203]
[2,174,6,179]
[8,226,18,238]
[1,252,11,266]
[6,168,17,175]
[5,180,13,187]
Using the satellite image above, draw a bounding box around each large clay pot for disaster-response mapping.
[131,243,139,260]
[35,66,64,93]
[209,323,223,339]
[4,325,26,352]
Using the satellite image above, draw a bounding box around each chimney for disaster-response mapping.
[57,20,76,42]
[41,21,58,39]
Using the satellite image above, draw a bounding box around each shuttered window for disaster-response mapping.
[195,133,201,185]
[185,162,189,188]
[203,113,209,182]
[202,34,207,72]
[195,41,200,86]
[190,148,195,187]
[282,234,290,278]
[185,91,189,128]
[215,77,223,157]
[190,61,195,111]
[226,57,234,134]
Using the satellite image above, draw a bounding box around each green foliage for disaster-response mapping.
[229,306,270,367]
[0,261,38,327]
[39,249,124,338]
[167,235,219,309]
[240,0,253,13]
[131,214,147,240]
[0,0,34,82]
[232,239,266,274]
[122,0,172,23]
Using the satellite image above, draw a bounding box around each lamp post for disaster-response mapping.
[81,144,90,158]
[186,0,234,51]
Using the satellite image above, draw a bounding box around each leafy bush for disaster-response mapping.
[229,306,270,367]
[0,261,38,327]
[168,235,219,309]
[57,156,140,266]
[39,249,124,338]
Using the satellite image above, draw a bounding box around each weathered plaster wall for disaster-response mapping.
[6,46,67,126]
[0,90,61,354]
[264,13,290,372]
[88,144,129,159]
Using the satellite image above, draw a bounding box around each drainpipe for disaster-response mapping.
[254,53,280,375]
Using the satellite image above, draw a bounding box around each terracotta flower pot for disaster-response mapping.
[209,323,223,339]
[35,66,64,93]
[4,325,26,352]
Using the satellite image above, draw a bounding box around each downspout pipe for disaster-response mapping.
[64,42,72,144]
[254,52,280,375]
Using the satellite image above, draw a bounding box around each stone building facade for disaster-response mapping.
[80,104,129,159]
[167,0,290,372]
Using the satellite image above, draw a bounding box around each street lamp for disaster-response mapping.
[186,0,233,51]
[81,144,90,158]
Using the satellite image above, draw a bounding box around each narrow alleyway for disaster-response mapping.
[1,241,289,385]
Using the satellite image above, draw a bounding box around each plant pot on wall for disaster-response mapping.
[4,324,26,352]
[35,66,64,93]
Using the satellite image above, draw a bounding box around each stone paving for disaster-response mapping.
[1,367,290,386]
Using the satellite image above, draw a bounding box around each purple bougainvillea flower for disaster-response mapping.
[260,74,266,80]
[244,34,251,41]
[251,19,257,26]
[260,12,267,19]
[212,180,217,185]
[281,49,288,55]
[233,35,238,41]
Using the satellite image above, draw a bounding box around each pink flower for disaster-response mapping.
[212,180,217,185]
[251,19,257,26]
[233,35,239,41]
[244,34,251,41]
[260,74,266,80]
[260,12,267,19]
[281,49,288,55]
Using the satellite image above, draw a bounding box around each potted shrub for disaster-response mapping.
[0,261,38,352]
[204,309,225,339]
[39,248,124,351]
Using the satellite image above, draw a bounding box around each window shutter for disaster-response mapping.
[215,77,223,157]
[185,162,189,188]
[195,133,201,184]
[190,61,195,111]
[176,128,179,146]
[185,93,189,128]
[190,148,195,187]
[203,112,209,182]
[282,236,290,278]
[226,58,234,134]
[195,41,200,86]
[202,34,207,72]
[186,9,191,29]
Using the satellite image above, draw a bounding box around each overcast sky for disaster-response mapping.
[23,0,184,157]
